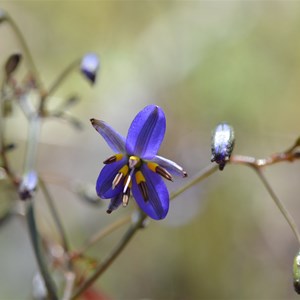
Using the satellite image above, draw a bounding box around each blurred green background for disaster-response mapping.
[1,1,300,299]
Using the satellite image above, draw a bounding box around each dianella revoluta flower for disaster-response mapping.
[91,105,187,220]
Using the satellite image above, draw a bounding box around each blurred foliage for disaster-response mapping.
[1,1,300,299]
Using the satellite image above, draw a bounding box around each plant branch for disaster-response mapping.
[254,168,300,246]
[76,214,131,257]
[39,177,72,271]
[26,202,59,300]
[5,14,44,92]
[71,212,147,299]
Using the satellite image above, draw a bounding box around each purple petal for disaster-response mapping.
[126,105,166,159]
[91,118,126,153]
[152,155,187,178]
[96,157,127,198]
[132,165,169,220]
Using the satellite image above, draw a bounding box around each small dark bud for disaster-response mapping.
[4,143,16,152]
[80,53,100,84]
[5,53,22,78]
[211,122,235,171]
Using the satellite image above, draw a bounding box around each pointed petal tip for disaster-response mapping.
[183,171,188,177]
[91,118,126,153]
[106,209,112,214]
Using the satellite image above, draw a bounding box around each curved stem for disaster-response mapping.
[39,177,72,271]
[170,164,218,200]
[39,58,80,113]
[6,15,44,92]
[47,59,81,97]
[77,214,131,256]
[254,168,300,246]
[71,164,218,298]
[26,202,59,300]
[71,212,146,300]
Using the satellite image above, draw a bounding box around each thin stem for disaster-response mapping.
[39,177,72,270]
[71,212,146,300]
[77,214,131,256]
[24,114,41,172]
[62,272,76,300]
[254,168,300,246]
[39,59,81,113]
[0,81,19,184]
[26,202,59,300]
[47,59,81,97]
[170,164,219,200]
[19,114,41,199]
[71,164,218,298]
[6,14,44,92]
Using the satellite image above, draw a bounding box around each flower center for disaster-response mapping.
[122,156,142,206]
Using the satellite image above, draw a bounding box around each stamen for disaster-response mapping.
[123,169,134,194]
[147,162,173,181]
[112,173,123,189]
[135,171,148,202]
[103,154,123,164]
[156,165,173,181]
[139,181,149,202]
[122,188,130,206]
[112,165,129,189]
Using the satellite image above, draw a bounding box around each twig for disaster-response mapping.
[26,202,59,300]
[255,168,300,246]
[77,214,131,256]
[39,177,72,270]
[71,212,147,300]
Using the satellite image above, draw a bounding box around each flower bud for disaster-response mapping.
[5,53,22,78]
[19,170,38,200]
[211,122,235,170]
[80,53,100,84]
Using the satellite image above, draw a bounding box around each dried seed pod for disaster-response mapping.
[211,122,235,170]
[5,53,22,78]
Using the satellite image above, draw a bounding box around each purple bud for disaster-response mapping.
[80,53,100,84]
[19,170,38,200]
[211,122,235,171]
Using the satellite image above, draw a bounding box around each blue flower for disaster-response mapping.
[91,105,187,220]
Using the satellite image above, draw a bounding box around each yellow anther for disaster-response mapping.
[103,153,124,164]
[119,165,129,176]
[147,162,173,181]
[135,171,146,184]
[115,153,124,161]
[112,165,129,189]
[147,162,159,173]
